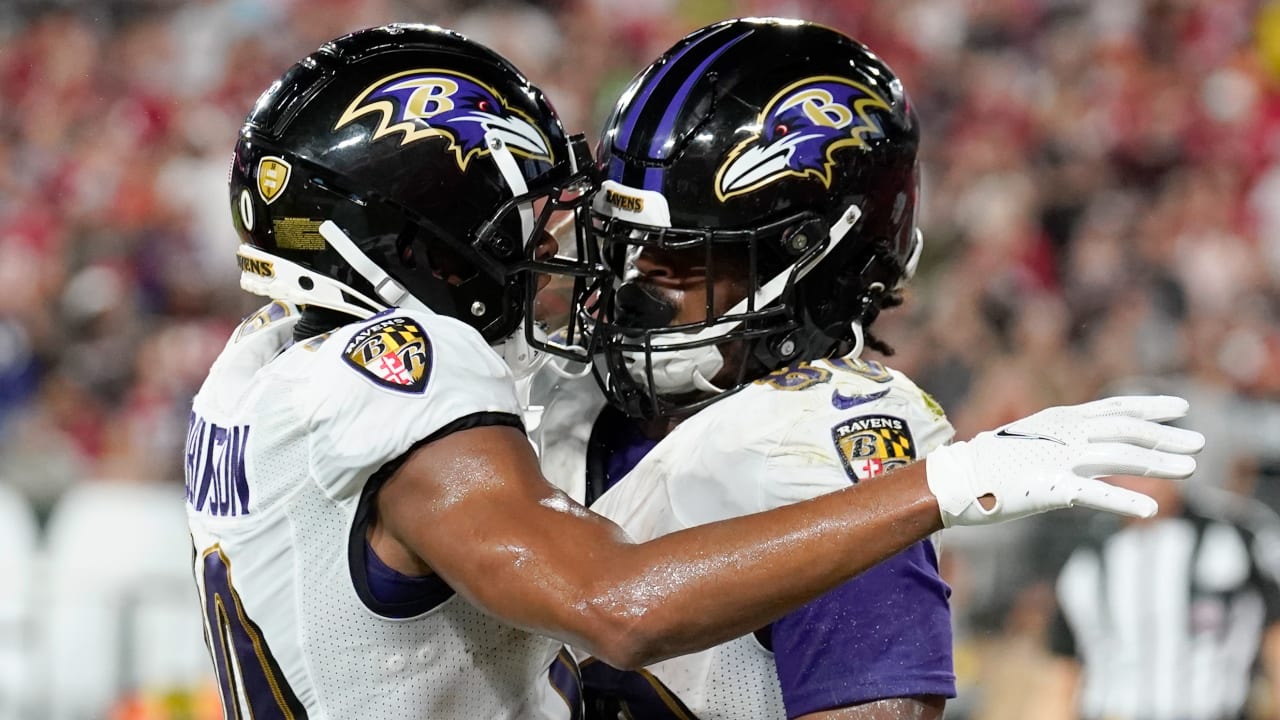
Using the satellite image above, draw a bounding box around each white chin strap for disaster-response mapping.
[485,133,536,247]
[848,320,866,361]
[625,204,863,396]
[317,221,432,313]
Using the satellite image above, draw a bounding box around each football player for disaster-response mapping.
[525,18,1193,719]
[187,22,1202,720]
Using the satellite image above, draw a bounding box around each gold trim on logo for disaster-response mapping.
[714,76,892,201]
[333,68,553,170]
[257,156,292,204]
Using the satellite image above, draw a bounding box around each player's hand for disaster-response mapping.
[924,395,1205,527]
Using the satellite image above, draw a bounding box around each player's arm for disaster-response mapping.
[376,396,1201,670]
[795,697,945,720]
[377,422,939,669]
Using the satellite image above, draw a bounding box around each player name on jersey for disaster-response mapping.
[184,411,251,517]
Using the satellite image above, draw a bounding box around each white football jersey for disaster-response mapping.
[530,356,955,718]
[186,302,578,720]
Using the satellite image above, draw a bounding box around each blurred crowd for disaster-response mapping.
[3,0,1280,717]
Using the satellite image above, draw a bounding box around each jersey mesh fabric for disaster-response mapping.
[580,356,956,716]
[189,309,574,720]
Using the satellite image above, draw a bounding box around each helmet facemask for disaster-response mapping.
[590,203,866,419]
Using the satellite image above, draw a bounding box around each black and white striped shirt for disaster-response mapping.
[1049,488,1280,720]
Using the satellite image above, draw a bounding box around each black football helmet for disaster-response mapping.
[589,18,923,418]
[230,24,602,364]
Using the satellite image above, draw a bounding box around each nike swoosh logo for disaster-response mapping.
[995,428,1067,445]
[831,388,890,411]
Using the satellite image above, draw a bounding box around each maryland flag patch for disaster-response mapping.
[343,316,432,394]
[832,414,916,482]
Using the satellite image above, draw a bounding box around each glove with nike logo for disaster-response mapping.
[925,395,1205,527]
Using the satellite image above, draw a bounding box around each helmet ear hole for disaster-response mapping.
[397,226,418,269]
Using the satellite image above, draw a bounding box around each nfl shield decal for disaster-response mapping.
[343,316,432,394]
[832,414,916,482]
[256,156,292,204]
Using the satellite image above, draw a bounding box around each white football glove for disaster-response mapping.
[925,395,1205,527]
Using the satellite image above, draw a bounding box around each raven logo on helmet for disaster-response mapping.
[334,69,554,170]
[715,76,891,201]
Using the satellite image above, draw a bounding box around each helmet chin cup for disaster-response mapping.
[623,339,726,396]
[495,323,544,380]
[497,322,594,381]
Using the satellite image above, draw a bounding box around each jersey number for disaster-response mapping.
[200,547,308,719]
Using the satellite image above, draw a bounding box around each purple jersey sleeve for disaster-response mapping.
[771,538,955,717]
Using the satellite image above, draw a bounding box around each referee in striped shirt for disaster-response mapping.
[1044,474,1280,720]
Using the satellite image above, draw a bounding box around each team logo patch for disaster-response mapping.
[256,156,291,204]
[715,76,892,201]
[343,316,432,394]
[334,69,553,171]
[832,414,915,482]
[754,361,832,391]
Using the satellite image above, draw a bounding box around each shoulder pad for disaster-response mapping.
[299,309,520,500]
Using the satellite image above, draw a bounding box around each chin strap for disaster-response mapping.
[495,322,594,382]
[624,204,863,395]
[317,221,432,314]
[485,133,536,248]
[849,320,866,361]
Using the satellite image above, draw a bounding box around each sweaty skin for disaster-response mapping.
[370,424,942,669]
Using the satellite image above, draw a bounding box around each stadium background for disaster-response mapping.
[1,0,1279,717]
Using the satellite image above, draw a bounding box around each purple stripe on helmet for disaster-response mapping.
[641,167,664,192]
[607,156,625,182]
[647,31,748,160]
[614,37,707,151]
